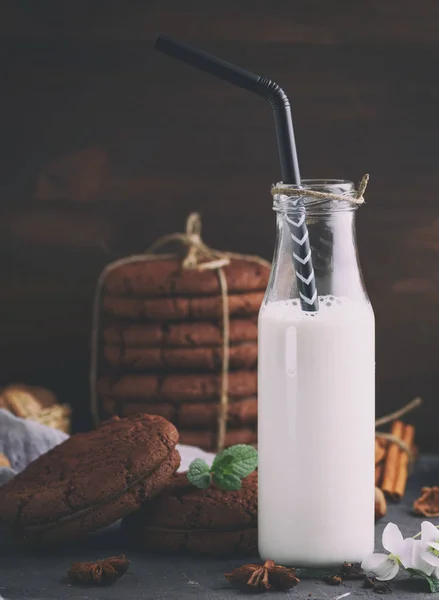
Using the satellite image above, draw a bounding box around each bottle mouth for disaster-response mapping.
[273,179,357,214]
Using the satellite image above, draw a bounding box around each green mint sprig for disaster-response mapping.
[187,444,258,491]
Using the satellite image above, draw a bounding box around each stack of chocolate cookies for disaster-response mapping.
[95,257,270,450]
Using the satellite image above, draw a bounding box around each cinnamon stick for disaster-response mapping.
[393,424,415,501]
[375,438,387,486]
[380,420,404,497]
[381,420,414,501]
[375,463,383,487]
[375,439,386,465]
[375,438,386,465]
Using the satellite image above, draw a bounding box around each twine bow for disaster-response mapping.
[146,213,231,272]
[90,213,270,452]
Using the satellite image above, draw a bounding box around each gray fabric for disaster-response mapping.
[0,467,15,485]
[0,408,68,473]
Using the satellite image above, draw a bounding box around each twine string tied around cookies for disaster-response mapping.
[145,213,231,451]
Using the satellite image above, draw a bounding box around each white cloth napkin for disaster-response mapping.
[0,409,68,475]
[177,444,215,472]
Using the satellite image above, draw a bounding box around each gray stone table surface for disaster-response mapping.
[1,456,439,600]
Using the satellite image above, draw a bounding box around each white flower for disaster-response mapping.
[417,521,439,570]
[361,523,414,580]
[412,539,435,576]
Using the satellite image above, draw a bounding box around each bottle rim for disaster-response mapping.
[273,179,357,214]
[275,178,354,190]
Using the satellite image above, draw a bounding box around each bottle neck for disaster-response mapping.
[265,181,369,305]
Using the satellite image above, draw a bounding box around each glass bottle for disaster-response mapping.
[258,180,375,566]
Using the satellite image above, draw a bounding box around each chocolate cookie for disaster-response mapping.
[103,319,258,348]
[101,396,257,429]
[0,414,180,544]
[102,291,264,320]
[103,343,258,371]
[97,371,257,402]
[103,258,269,297]
[122,472,257,556]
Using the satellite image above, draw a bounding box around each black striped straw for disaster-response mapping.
[154,34,318,312]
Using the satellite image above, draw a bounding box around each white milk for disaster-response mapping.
[258,296,375,566]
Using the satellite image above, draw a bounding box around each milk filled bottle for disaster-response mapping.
[258,180,375,567]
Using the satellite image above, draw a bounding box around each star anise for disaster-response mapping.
[68,554,130,586]
[225,559,300,591]
[413,486,439,517]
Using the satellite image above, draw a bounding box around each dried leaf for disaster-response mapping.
[413,486,439,517]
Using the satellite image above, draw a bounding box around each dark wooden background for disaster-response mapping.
[1,1,438,448]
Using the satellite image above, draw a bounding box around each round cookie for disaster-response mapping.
[103,343,258,371]
[97,371,257,402]
[103,258,270,297]
[0,414,180,544]
[122,472,257,556]
[101,396,257,429]
[102,291,264,321]
[103,319,258,348]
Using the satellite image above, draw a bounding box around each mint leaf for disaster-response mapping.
[213,471,242,491]
[187,458,212,489]
[407,568,439,593]
[211,444,258,478]
[188,445,257,491]
[211,452,234,471]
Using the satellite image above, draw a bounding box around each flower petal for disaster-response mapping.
[375,558,400,581]
[430,542,439,552]
[362,552,389,572]
[382,523,404,554]
[421,521,439,544]
[412,540,435,576]
[399,537,415,568]
[362,553,399,580]
[423,545,439,568]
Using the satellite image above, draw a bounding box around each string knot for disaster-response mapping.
[146,212,231,271]
[271,174,369,206]
[185,212,202,240]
